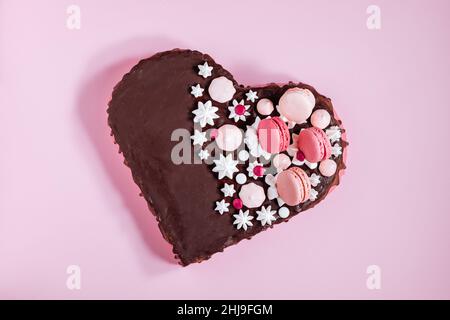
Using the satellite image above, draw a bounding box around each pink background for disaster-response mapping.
[1,0,450,299]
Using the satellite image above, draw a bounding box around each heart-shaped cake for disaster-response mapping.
[107,49,348,266]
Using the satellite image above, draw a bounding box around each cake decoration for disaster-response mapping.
[245,89,259,103]
[331,144,342,158]
[239,183,265,208]
[311,109,331,129]
[319,159,337,177]
[215,124,243,152]
[190,84,204,98]
[212,153,239,179]
[257,117,290,154]
[278,88,315,124]
[190,129,207,146]
[192,100,219,128]
[238,150,250,162]
[215,199,230,215]
[228,99,250,122]
[232,198,243,210]
[297,127,332,163]
[197,61,213,78]
[208,76,236,103]
[247,161,263,179]
[256,206,277,226]
[107,49,348,266]
[233,210,254,231]
[326,126,342,143]
[278,206,290,219]
[198,149,209,161]
[235,173,247,185]
[276,167,312,206]
[221,183,236,197]
[256,98,274,115]
[309,189,319,201]
[309,173,321,187]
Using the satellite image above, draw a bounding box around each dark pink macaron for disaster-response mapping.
[297,127,332,163]
[257,117,290,154]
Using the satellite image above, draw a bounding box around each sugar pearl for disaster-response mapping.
[236,173,247,184]
[319,159,337,177]
[311,109,331,129]
[256,98,274,115]
[238,150,249,161]
[232,198,243,210]
[278,207,290,218]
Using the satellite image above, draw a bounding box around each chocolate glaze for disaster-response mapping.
[107,49,348,266]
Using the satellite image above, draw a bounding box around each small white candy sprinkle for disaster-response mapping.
[278,207,290,218]
[238,150,249,162]
[236,173,247,185]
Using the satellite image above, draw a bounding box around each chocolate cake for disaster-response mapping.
[107,49,347,266]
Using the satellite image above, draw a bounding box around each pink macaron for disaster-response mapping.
[297,127,332,163]
[276,167,311,206]
[257,117,290,154]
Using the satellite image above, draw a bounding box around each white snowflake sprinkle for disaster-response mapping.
[309,189,319,201]
[190,130,207,146]
[192,100,219,128]
[221,183,236,197]
[309,173,321,187]
[212,153,239,179]
[256,206,277,226]
[198,149,209,160]
[245,90,259,103]
[233,210,254,230]
[326,126,341,143]
[228,99,250,122]
[331,144,342,157]
[198,62,213,78]
[215,199,230,215]
[190,84,204,98]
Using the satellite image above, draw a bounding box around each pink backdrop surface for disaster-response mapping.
[1,0,450,299]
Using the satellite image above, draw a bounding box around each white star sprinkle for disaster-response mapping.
[198,62,213,78]
[198,149,210,160]
[212,153,239,179]
[256,206,277,226]
[221,183,236,197]
[192,100,219,128]
[215,199,230,215]
[309,173,321,187]
[326,126,341,143]
[190,84,204,98]
[233,210,253,230]
[245,90,259,103]
[309,189,319,201]
[331,143,342,157]
[190,130,207,146]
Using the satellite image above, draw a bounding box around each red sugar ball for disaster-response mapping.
[296,150,305,161]
[235,104,246,116]
[232,198,243,210]
[253,165,264,177]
